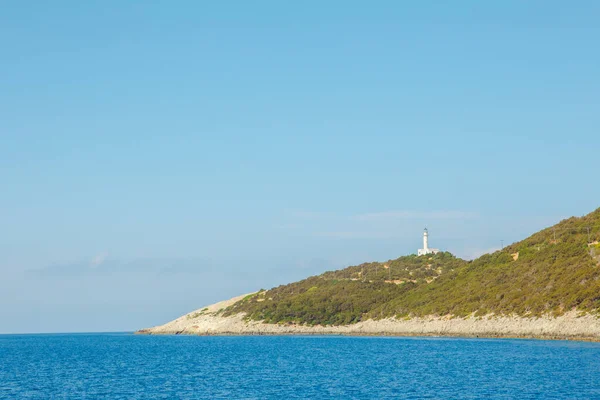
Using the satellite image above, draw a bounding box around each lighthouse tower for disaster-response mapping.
[418,228,440,256]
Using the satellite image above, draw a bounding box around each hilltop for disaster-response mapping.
[139,207,600,340]
[223,252,467,325]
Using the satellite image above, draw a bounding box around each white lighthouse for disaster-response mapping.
[418,228,440,256]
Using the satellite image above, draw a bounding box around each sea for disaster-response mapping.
[1,333,599,399]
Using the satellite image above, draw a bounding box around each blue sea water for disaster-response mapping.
[1,334,600,399]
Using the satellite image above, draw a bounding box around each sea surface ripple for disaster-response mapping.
[1,333,600,399]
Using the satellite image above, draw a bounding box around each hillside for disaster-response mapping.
[224,207,600,325]
[223,252,467,325]
[139,207,600,340]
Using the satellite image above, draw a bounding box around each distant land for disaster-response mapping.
[138,207,600,341]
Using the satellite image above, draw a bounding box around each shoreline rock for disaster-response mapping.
[137,293,600,342]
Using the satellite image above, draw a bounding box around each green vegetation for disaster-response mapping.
[224,207,600,325]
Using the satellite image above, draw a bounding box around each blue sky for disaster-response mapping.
[1,1,599,333]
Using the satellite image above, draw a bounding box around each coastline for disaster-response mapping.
[137,293,600,342]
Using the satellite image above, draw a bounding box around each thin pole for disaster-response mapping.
[587,227,591,243]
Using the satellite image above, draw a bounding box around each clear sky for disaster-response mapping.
[1,1,599,333]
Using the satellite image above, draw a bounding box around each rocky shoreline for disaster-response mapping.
[137,293,600,342]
